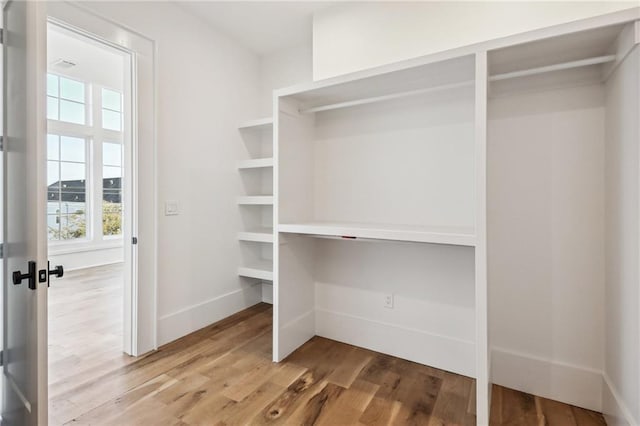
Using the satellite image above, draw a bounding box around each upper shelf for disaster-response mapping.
[279,221,476,246]
[237,196,273,205]
[238,117,273,131]
[237,158,274,170]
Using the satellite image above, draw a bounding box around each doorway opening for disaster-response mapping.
[45,21,135,418]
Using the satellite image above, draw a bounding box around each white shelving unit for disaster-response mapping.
[237,158,274,169]
[236,195,273,205]
[279,222,476,246]
[271,10,640,425]
[237,117,274,302]
[238,260,274,281]
[238,227,274,243]
[275,51,485,398]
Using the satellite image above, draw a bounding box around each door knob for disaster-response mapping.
[49,264,64,278]
[47,262,64,287]
[12,261,37,290]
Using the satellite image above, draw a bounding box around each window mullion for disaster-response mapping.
[94,85,104,241]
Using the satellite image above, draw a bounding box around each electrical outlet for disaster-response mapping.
[384,293,394,309]
[165,200,179,216]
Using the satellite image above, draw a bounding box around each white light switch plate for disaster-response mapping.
[165,200,179,216]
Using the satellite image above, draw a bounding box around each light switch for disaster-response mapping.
[165,200,179,216]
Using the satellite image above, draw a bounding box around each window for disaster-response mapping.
[102,88,122,131]
[47,134,87,240]
[103,142,123,236]
[47,74,86,125]
[46,72,125,244]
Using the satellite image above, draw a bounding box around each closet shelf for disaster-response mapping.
[238,117,273,131]
[237,158,274,169]
[237,196,274,205]
[238,260,273,281]
[278,221,476,246]
[238,227,274,243]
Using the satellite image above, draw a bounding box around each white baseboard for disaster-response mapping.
[275,309,315,362]
[157,284,262,346]
[491,347,603,412]
[602,372,636,426]
[315,308,475,378]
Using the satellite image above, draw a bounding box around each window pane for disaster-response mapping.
[103,201,122,236]
[60,77,84,102]
[47,214,60,241]
[47,96,59,120]
[47,160,60,188]
[102,109,121,131]
[103,165,121,179]
[60,191,86,204]
[60,162,85,188]
[58,200,85,215]
[60,136,85,162]
[59,100,85,125]
[60,100,85,124]
[103,142,122,167]
[47,202,60,214]
[102,89,122,112]
[47,74,59,97]
[47,134,59,161]
[58,214,86,240]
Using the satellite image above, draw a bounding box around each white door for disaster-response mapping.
[2,1,48,425]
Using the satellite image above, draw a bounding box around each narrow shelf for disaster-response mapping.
[238,260,273,281]
[238,227,274,243]
[278,221,476,246]
[237,196,273,205]
[238,117,273,131]
[237,158,274,170]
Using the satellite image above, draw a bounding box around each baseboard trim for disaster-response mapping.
[491,347,603,412]
[602,372,636,426]
[275,309,315,362]
[157,284,262,346]
[315,308,475,378]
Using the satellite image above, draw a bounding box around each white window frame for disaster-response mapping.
[47,72,125,251]
[46,133,91,243]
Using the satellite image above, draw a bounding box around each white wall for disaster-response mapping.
[81,2,264,346]
[258,43,312,116]
[256,43,312,303]
[312,1,637,79]
[488,84,606,411]
[603,47,639,426]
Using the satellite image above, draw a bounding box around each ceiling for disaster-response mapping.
[48,23,127,90]
[176,1,336,56]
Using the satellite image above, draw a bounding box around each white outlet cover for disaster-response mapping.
[165,200,179,216]
[384,293,394,309]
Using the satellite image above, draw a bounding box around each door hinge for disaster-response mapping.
[0,350,3,367]
[132,237,138,245]
[0,242,4,259]
[0,136,4,152]
[0,29,3,45]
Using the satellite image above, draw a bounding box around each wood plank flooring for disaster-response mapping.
[49,265,606,425]
[48,263,138,425]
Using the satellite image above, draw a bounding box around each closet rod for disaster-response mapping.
[490,54,616,81]
[299,54,616,114]
[299,80,473,114]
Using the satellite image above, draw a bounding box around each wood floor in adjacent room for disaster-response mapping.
[49,266,606,425]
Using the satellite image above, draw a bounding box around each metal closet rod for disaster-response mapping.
[299,54,616,114]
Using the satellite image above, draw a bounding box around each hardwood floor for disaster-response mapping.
[48,263,138,425]
[49,295,606,426]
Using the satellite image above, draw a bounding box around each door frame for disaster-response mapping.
[46,2,157,356]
